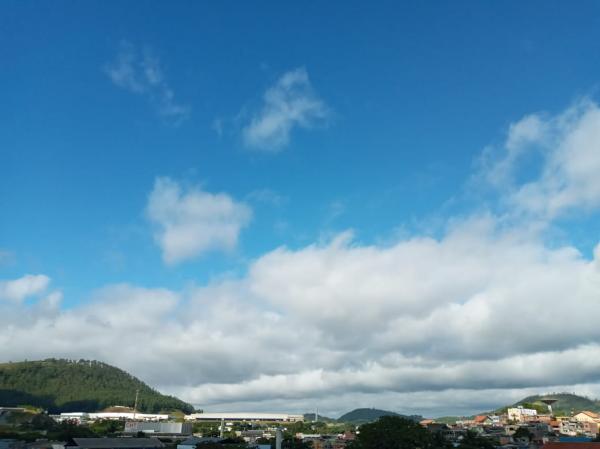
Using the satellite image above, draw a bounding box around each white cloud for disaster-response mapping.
[1,216,600,416]
[105,42,190,123]
[481,98,600,220]
[0,274,51,302]
[146,177,252,265]
[242,68,329,151]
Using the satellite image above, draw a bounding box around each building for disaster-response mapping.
[58,413,169,423]
[542,444,600,449]
[70,439,164,449]
[574,412,600,424]
[124,422,192,435]
[185,413,303,422]
[237,430,269,443]
[507,407,538,422]
[473,415,494,426]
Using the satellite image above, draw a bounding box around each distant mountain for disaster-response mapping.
[337,408,422,424]
[0,359,194,414]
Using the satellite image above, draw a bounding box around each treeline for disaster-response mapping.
[0,359,194,413]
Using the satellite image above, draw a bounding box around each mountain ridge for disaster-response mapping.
[501,393,600,415]
[336,408,422,424]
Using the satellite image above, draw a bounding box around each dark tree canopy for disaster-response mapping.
[456,431,496,449]
[352,416,449,449]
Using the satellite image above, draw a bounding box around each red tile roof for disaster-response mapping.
[542,444,600,449]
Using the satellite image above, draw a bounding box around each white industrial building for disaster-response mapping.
[184,412,304,422]
[57,412,169,422]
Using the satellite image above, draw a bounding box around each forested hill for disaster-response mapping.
[337,408,422,424]
[0,359,194,414]
[498,393,600,415]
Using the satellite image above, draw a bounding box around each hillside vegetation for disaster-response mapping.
[488,393,600,417]
[0,359,194,414]
[513,393,600,415]
[337,408,422,424]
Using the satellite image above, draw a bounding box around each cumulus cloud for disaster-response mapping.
[2,216,600,415]
[146,177,252,265]
[242,68,329,151]
[105,42,190,123]
[481,98,600,220]
[0,274,51,302]
[3,99,600,416]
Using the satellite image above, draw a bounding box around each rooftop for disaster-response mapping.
[72,438,164,449]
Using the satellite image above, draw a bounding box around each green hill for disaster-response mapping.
[491,393,600,416]
[337,408,422,424]
[0,359,194,414]
[515,393,600,415]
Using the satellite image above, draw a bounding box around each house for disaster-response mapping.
[574,412,600,424]
[70,438,164,449]
[474,415,494,426]
[238,430,267,443]
[508,407,538,423]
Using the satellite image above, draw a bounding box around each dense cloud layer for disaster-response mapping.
[2,99,600,417]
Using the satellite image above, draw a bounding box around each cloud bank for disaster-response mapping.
[2,98,600,417]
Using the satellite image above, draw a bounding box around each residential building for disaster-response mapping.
[508,407,538,422]
[542,444,600,449]
[574,412,600,424]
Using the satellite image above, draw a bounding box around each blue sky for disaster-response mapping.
[2,1,600,417]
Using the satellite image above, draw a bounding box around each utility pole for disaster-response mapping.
[133,389,139,420]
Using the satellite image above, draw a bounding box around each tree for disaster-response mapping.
[456,431,495,449]
[351,416,449,449]
[512,427,532,440]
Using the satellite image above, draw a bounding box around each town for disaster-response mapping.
[3,399,600,449]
